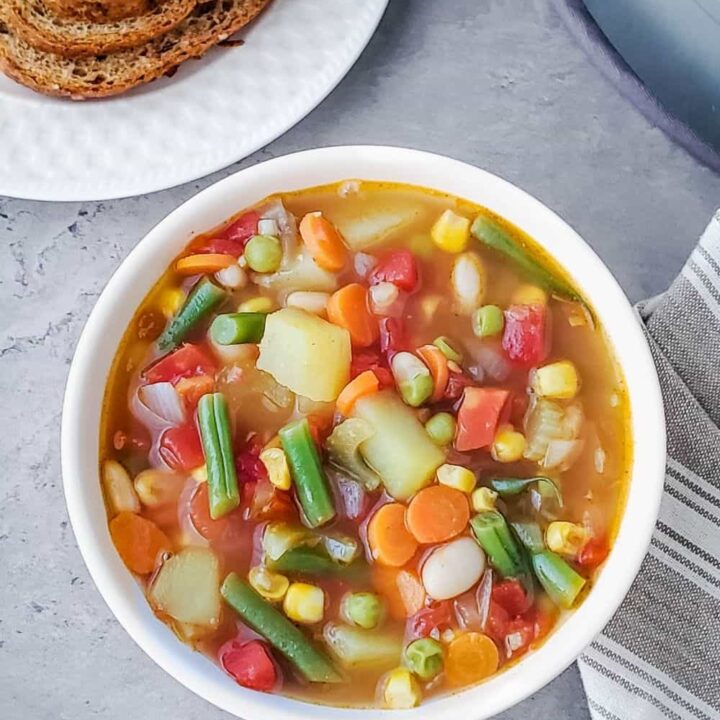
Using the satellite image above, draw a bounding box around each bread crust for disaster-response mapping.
[43,0,152,23]
[5,0,198,57]
[0,0,270,99]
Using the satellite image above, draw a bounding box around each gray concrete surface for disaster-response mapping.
[2,1,719,718]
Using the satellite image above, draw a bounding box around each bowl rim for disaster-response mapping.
[61,145,666,720]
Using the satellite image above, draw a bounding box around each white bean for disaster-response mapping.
[286,291,330,316]
[451,251,486,315]
[214,263,247,289]
[421,537,485,600]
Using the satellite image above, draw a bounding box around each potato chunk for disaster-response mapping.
[257,308,351,402]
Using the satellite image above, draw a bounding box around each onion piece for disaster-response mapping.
[543,438,584,470]
[257,199,298,261]
[467,340,511,382]
[138,382,186,426]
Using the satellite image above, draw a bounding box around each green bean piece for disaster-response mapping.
[197,393,239,519]
[432,336,463,364]
[279,418,336,528]
[472,304,505,337]
[221,573,341,682]
[470,511,529,579]
[471,215,581,302]
[157,277,227,351]
[341,592,385,630]
[270,547,367,580]
[425,412,457,447]
[244,234,283,273]
[404,638,444,680]
[531,551,586,609]
[398,375,434,408]
[210,312,267,345]
[511,521,546,554]
[490,476,563,507]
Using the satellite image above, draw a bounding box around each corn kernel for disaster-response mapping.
[191,464,208,483]
[248,566,289,602]
[436,463,476,493]
[546,522,589,557]
[511,283,547,306]
[159,288,185,319]
[532,360,579,399]
[491,426,526,463]
[238,296,274,314]
[283,582,325,624]
[471,486,498,512]
[382,668,422,709]
[260,447,291,491]
[431,209,471,254]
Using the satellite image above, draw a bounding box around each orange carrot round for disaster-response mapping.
[109,511,171,575]
[336,370,380,416]
[406,485,470,544]
[299,212,348,272]
[368,502,418,567]
[417,344,449,401]
[445,632,499,686]
[327,283,379,347]
[371,566,426,619]
[175,253,236,275]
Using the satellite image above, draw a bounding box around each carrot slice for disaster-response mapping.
[445,632,499,686]
[336,370,380,416]
[367,503,418,567]
[176,253,236,275]
[371,566,426,619]
[299,212,348,272]
[417,345,449,401]
[406,485,470,544]
[109,511,171,575]
[327,283,379,347]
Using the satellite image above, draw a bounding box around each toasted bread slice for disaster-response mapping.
[43,0,152,23]
[5,0,197,57]
[0,0,270,99]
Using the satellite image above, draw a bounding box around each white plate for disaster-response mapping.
[0,0,388,201]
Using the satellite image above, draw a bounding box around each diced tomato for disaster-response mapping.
[351,348,393,387]
[159,423,204,470]
[198,211,260,255]
[454,387,511,451]
[409,601,454,638]
[248,477,295,522]
[502,304,549,368]
[379,317,408,357]
[144,344,217,385]
[492,579,531,617]
[483,599,510,643]
[369,250,419,292]
[219,638,278,692]
[504,617,535,658]
[577,537,609,569]
[189,483,243,543]
[235,444,267,484]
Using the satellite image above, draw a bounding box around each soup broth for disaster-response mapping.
[100,181,629,709]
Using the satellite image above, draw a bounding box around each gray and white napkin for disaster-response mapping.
[578,213,720,719]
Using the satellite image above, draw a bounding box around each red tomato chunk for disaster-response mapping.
[159,423,204,470]
[502,304,549,368]
[492,579,531,617]
[369,250,419,292]
[454,387,511,451]
[220,638,278,692]
[200,211,260,255]
[144,343,217,385]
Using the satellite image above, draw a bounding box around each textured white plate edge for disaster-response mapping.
[0,2,388,203]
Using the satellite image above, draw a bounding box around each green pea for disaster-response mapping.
[425,412,457,446]
[472,304,505,337]
[341,592,385,630]
[404,637,444,680]
[244,234,283,273]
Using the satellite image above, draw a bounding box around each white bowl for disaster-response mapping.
[61,146,666,719]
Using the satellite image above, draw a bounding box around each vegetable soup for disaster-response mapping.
[100,181,629,709]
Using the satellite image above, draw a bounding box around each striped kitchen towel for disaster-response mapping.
[578,212,720,719]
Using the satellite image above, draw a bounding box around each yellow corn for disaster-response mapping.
[238,296,274,314]
[491,425,526,463]
[546,522,589,557]
[383,668,422,709]
[532,360,579,399]
[431,209,471,253]
[471,486,498,513]
[437,463,476,493]
[260,447,291,491]
[191,464,208,483]
[511,283,547,306]
[248,566,290,602]
[159,288,185,319]
[283,582,325,624]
